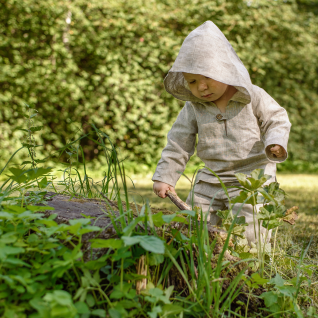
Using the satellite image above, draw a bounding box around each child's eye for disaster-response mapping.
[189,80,196,84]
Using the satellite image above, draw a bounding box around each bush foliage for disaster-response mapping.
[0,0,318,167]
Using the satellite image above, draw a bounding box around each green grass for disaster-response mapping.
[2,119,317,316]
[125,172,318,308]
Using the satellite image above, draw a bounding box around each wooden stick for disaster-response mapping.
[166,190,192,211]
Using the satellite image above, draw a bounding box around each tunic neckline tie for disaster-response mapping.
[216,114,228,136]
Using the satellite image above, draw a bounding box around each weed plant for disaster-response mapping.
[0,123,317,318]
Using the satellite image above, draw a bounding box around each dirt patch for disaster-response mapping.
[42,192,175,222]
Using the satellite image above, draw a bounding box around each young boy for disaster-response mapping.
[152,21,291,244]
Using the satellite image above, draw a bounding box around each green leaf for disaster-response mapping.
[74,301,90,314]
[258,188,275,203]
[235,216,247,225]
[0,291,9,299]
[149,288,164,297]
[251,273,269,285]
[112,248,132,261]
[121,236,141,246]
[277,286,297,298]
[147,305,162,318]
[177,210,196,217]
[270,274,285,287]
[44,290,73,306]
[109,308,125,318]
[161,304,184,316]
[152,212,189,226]
[85,293,95,307]
[152,212,166,227]
[122,235,164,254]
[27,205,55,212]
[5,205,26,213]
[6,170,27,183]
[0,212,14,220]
[230,191,256,205]
[30,297,49,316]
[238,252,253,260]
[69,218,91,226]
[4,258,31,267]
[216,209,231,220]
[164,286,174,299]
[8,167,26,177]
[248,176,271,190]
[91,309,107,317]
[250,169,265,180]
[262,219,280,230]
[116,300,139,309]
[260,291,279,307]
[74,287,85,301]
[0,246,25,256]
[26,167,53,181]
[38,177,48,188]
[138,236,165,254]
[235,173,253,190]
[162,214,188,225]
[79,226,101,235]
[149,253,165,266]
[110,290,124,300]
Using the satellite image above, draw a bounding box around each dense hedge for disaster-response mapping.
[0,0,318,167]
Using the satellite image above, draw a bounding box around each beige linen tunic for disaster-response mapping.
[152,87,290,188]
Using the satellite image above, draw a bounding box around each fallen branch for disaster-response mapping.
[166,190,192,211]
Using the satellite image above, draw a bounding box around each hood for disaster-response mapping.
[164,21,253,105]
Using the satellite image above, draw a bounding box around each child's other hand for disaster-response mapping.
[268,144,286,158]
[153,181,176,198]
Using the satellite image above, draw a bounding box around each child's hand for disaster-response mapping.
[268,144,286,158]
[153,181,176,198]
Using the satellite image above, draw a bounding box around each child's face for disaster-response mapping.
[182,73,229,102]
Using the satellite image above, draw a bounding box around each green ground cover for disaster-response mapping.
[1,124,317,317]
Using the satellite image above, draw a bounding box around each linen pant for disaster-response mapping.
[186,180,271,245]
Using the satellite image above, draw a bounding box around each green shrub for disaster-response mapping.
[0,0,318,168]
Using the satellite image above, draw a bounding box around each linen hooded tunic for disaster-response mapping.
[152,21,291,188]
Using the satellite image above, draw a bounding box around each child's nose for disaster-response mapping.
[198,81,208,91]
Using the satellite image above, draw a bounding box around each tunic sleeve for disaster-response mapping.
[152,102,198,187]
[252,86,291,162]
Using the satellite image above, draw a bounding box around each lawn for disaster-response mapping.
[127,172,318,257]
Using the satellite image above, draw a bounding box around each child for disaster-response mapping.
[152,21,291,244]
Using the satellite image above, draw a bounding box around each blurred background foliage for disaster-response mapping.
[0,0,318,172]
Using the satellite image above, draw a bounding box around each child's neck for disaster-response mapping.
[214,86,237,113]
